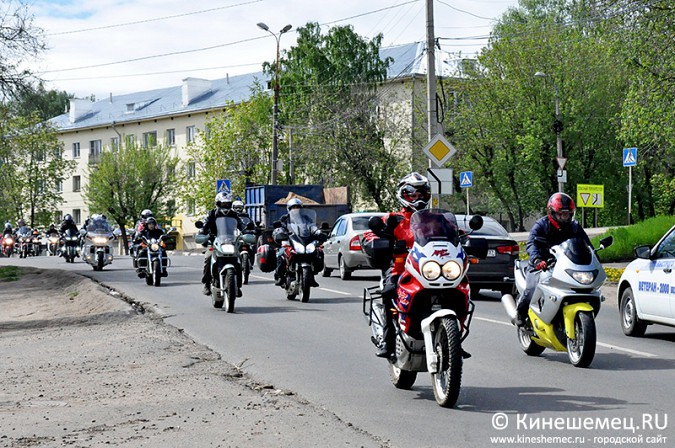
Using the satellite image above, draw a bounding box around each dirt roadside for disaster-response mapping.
[0,267,387,448]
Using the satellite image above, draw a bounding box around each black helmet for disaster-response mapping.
[397,172,431,211]
[146,217,157,227]
[64,214,73,223]
[547,192,576,229]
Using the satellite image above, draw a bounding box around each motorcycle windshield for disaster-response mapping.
[410,208,460,246]
[64,228,79,238]
[288,208,318,240]
[87,219,113,233]
[560,237,593,265]
[214,216,238,244]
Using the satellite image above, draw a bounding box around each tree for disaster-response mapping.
[84,144,181,253]
[270,22,406,210]
[179,82,272,214]
[10,82,73,121]
[0,110,75,227]
[0,0,45,100]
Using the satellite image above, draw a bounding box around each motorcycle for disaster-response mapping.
[274,208,326,303]
[362,209,487,408]
[17,232,32,258]
[136,234,171,287]
[196,216,243,312]
[1,234,15,257]
[81,218,114,271]
[239,230,257,285]
[501,236,614,368]
[46,234,60,256]
[62,228,80,263]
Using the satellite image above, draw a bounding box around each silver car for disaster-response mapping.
[322,212,386,279]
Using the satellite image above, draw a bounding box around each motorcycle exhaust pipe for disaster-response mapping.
[501,294,518,321]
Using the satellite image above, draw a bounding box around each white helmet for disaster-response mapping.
[286,198,303,212]
[232,200,245,214]
[215,192,233,211]
[397,172,431,211]
[141,209,153,220]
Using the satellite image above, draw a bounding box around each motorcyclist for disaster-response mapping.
[3,222,13,236]
[134,217,165,276]
[199,192,246,296]
[16,219,31,237]
[272,198,324,288]
[370,172,431,358]
[47,224,59,237]
[60,214,79,235]
[233,199,257,267]
[131,209,153,267]
[514,192,592,326]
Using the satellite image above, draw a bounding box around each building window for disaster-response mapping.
[186,161,196,179]
[89,139,102,164]
[143,131,157,148]
[126,134,136,148]
[72,142,80,159]
[110,137,120,152]
[56,180,63,192]
[186,199,195,215]
[186,125,196,143]
[73,176,81,192]
[166,128,175,146]
[72,209,81,224]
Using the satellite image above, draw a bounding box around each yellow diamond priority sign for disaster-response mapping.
[423,134,457,167]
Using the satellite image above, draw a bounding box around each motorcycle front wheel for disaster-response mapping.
[96,252,104,271]
[300,266,312,303]
[431,317,463,408]
[242,253,250,285]
[567,311,596,368]
[224,268,237,313]
[153,259,161,287]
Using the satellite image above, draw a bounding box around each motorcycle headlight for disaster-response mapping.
[92,237,108,244]
[442,260,462,280]
[222,243,236,254]
[566,269,597,285]
[422,261,441,280]
[292,240,305,254]
[6,238,13,244]
[150,243,160,251]
[306,243,316,254]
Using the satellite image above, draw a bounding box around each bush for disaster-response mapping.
[592,215,675,262]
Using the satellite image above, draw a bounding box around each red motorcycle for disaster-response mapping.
[1,234,15,257]
[362,209,487,407]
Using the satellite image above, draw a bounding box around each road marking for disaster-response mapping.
[318,288,353,296]
[475,317,658,358]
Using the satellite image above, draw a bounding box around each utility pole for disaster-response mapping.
[426,0,438,142]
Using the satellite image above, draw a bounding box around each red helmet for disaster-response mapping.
[547,193,575,228]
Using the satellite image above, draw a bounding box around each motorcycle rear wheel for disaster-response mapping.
[431,317,463,408]
[224,268,237,313]
[388,363,417,390]
[153,260,162,287]
[517,326,546,356]
[567,311,596,368]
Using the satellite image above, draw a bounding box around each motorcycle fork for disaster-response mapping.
[562,303,594,340]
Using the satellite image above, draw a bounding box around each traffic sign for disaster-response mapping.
[427,168,453,195]
[577,184,604,208]
[422,134,457,167]
[556,157,567,170]
[459,171,473,188]
[623,148,637,167]
[557,169,567,183]
[216,179,231,194]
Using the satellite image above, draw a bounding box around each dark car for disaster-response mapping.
[322,212,386,280]
[455,214,519,298]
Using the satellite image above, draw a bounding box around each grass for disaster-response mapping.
[0,266,22,282]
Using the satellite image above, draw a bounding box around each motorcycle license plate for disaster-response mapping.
[487,249,496,257]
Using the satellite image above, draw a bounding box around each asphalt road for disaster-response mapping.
[4,253,674,448]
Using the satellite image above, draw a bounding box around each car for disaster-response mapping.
[617,224,675,336]
[322,212,386,280]
[454,214,519,298]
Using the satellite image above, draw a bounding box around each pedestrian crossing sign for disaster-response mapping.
[623,148,637,167]
[459,171,473,188]
[216,179,231,194]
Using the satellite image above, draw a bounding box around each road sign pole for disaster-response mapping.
[628,166,632,225]
[466,187,469,215]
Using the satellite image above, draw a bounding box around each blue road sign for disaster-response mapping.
[459,171,473,188]
[216,179,231,194]
[623,148,637,167]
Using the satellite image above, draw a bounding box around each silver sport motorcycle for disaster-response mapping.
[502,236,613,368]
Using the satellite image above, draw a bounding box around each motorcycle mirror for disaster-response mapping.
[272,220,282,229]
[468,215,483,231]
[246,221,255,230]
[79,229,87,235]
[195,220,204,229]
[598,235,613,249]
[113,228,122,236]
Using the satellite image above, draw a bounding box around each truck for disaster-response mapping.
[244,184,351,231]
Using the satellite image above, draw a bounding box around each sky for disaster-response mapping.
[27,0,520,99]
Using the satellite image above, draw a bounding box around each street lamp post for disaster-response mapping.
[257,22,292,185]
[535,71,564,193]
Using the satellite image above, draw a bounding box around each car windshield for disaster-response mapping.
[456,216,509,237]
[410,209,459,246]
[560,237,593,265]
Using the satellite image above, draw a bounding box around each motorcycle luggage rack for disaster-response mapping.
[461,300,476,342]
[362,286,383,325]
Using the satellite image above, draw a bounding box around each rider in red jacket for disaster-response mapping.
[374,172,431,358]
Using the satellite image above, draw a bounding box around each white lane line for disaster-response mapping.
[249,276,355,297]
[475,316,658,358]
